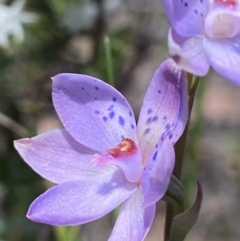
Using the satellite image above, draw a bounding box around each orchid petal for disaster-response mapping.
[205,4,240,39]
[168,29,210,76]
[92,148,143,183]
[113,149,143,182]
[108,189,156,241]
[161,0,209,37]
[142,138,175,207]
[203,37,240,86]
[137,58,188,160]
[14,129,103,184]
[52,74,137,152]
[27,168,137,225]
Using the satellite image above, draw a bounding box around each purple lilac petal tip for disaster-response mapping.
[52,73,137,153]
[27,168,137,226]
[14,129,103,184]
[137,58,188,159]
[142,137,175,207]
[108,189,156,241]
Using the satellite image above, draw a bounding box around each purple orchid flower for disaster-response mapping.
[162,0,240,85]
[14,58,188,241]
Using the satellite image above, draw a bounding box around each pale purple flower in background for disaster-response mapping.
[162,0,240,85]
[14,58,188,241]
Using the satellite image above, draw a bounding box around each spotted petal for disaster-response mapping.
[203,37,240,86]
[27,168,137,225]
[141,137,175,207]
[108,189,156,241]
[52,74,137,153]
[14,129,103,184]
[137,58,188,160]
[161,0,209,37]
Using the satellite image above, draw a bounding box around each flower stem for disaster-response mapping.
[54,226,81,241]
[164,74,200,240]
[184,77,206,207]
[104,35,114,86]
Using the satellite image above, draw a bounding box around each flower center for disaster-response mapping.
[107,138,137,158]
[214,0,238,7]
[212,13,239,38]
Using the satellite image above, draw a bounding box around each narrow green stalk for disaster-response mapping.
[184,77,206,207]
[54,226,81,241]
[164,74,200,241]
[103,36,114,86]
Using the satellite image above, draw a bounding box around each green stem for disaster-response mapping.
[54,226,81,241]
[104,36,114,86]
[184,77,206,207]
[164,74,200,240]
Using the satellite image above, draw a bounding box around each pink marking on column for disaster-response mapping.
[214,0,238,7]
[107,138,137,158]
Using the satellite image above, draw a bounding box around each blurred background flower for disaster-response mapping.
[0,0,37,49]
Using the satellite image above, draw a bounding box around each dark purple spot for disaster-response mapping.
[163,115,167,120]
[109,111,115,118]
[155,144,158,148]
[81,87,84,90]
[169,133,173,139]
[119,116,125,126]
[103,116,108,122]
[200,13,203,17]
[172,123,175,127]
[200,0,203,2]
[94,110,100,114]
[147,108,152,114]
[122,98,126,102]
[144,128,151,135]
[184,2,188,7]
[194,9,198,14]
[147,117,152,124]
[158,90,161,94]
[108,105,114,111]
[112,97,117,102]
[152,116,158,122]
[165,124,170,130]
[166,130,172,136]
[131,124,135,129]
[121,135,125,139]
[153,151,158,161]
[129,111,132,117]
[95,97,98,100]
[95,87,99,90]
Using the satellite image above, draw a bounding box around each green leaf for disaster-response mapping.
[162,175,185,208]
[168,182,203,241]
